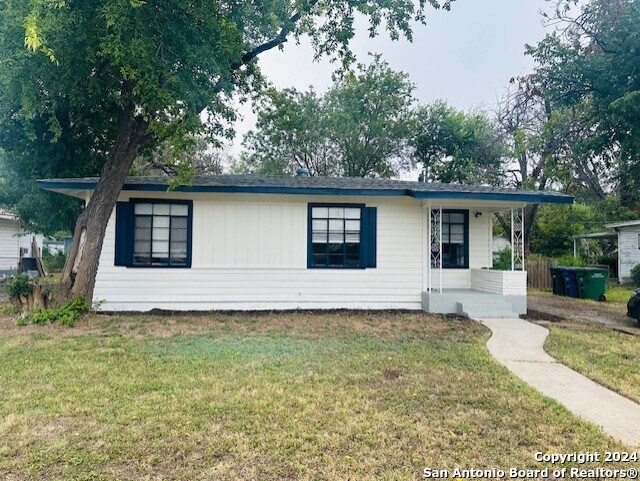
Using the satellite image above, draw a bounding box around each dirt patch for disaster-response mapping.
[527,294,639,331]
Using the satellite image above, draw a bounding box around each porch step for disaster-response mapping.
[457,300,519,319]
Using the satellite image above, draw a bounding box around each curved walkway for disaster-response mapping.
[478,317,640,448]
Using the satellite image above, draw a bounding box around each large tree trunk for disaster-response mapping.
[60,102,151,303]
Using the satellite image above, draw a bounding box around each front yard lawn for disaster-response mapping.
[0,311,631,480]
[546,324,640,404]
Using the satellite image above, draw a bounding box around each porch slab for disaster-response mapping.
[421,289,526,316]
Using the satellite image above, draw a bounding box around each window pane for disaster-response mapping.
[451,224,464,235]
[312,219,327,231]
[172,217,188,229]
[328,207,344,218]
[449,213,465,223]
[154,216,170,228]
[170,242,187,255]
[153,227,170,241]
[134,241,150,254]
[345,243,360,257]
[135,227,151,241]
[345,220,360,231]
[344,208,361,219]
[171,228,187,242]
[171,204,188,216]
[313,254,327,266]
[152,240,169,255]
[328,232,343,243]
[442,213,450,223]
[134,255,150,265]
[312,232,328,243]
[135,216,152,228]
[328,219,343,231]
[345,232,360,243]
[312,243,328,256]
[312,207,328,218]
[450,234,464,244]
[134,204,152,215]
[153,204,170,215]
[328,254,343,266]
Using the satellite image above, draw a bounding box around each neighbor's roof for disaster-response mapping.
[38,175,574,204]
[605,219,640,229]
[572,231,617,239]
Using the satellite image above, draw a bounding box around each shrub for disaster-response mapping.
[28,298,89,327]
[555,254,586,267]
[5,274,33,299]
[492,248,512,270]
[42,248,67,272]
[631,264,640,287]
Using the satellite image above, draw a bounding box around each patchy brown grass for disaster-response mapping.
[0,311,632,480]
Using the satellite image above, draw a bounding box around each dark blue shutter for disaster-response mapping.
[114,201,134,266]
[361,207,377,268]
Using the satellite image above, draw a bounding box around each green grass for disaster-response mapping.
[530,285,635,304]
[605,285,636,304]
[0,312,632,480]
[546,324,640,405]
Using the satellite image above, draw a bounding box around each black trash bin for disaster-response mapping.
[549,267,565,296]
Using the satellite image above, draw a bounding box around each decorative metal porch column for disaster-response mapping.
[511,207,525,270]
[429,206,443,292]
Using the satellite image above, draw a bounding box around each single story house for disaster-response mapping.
[38,175,572,316]
[572,219,640,282]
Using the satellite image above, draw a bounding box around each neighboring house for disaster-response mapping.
[0,210,44,274]
[605,220,640,282]
[38,175,572,316]
[573,220,640,282]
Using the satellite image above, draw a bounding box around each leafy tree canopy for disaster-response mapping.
[412,100,503,184]
[241,55,415,177]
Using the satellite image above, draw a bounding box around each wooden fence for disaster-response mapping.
[526,258,557,290]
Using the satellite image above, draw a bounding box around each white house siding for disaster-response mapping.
[0,219,20,271]
[618,226,640,280]
[93,193,424,311]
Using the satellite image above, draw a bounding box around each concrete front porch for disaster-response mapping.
[421,289,526,318]
[421,269,527,318]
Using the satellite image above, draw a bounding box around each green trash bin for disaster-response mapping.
[575,267,608,301]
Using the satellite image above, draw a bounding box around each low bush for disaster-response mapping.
[42,248,67,272]
[27,298,89,327]
[631,264,640,287]
[5,274,33,299]
[492,248,512,270]
[555,254,586,267]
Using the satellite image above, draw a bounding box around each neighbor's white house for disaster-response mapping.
[0,210,44,274]
[39,175,572,317]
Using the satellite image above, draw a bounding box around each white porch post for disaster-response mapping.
[511,207,525,271]
[426,205,431,292]
[510,208,514,271]
[430,206,443,292]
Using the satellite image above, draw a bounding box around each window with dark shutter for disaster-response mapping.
[115,200,192,268]
[308,204,377,269]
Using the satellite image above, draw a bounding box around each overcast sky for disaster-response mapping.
[231,0,553,154]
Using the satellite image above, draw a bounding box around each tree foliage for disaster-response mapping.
[527,0,640,207]
[241,56,415,177]
[412,100,502,184]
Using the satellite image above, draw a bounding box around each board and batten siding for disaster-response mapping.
[93,194,424,311]
[618,226,640,280]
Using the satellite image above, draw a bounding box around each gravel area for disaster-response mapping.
[527,294,639,331]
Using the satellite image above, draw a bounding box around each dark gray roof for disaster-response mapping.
[38,174,573,204]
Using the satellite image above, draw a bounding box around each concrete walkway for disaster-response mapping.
[478,317,640,447]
